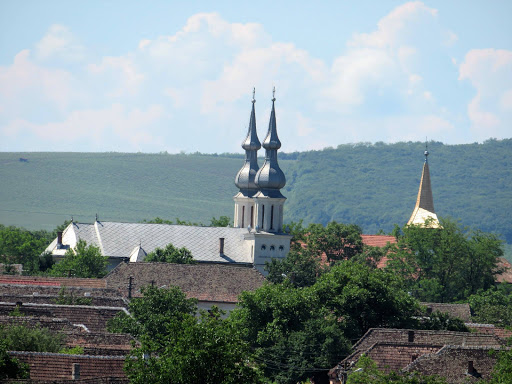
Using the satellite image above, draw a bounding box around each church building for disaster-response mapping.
[44,90,291,273]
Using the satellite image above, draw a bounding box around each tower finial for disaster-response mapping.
[424,138,429,162]
[272,86,276,101]
[252,87,256,103]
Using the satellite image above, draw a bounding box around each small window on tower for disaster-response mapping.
[279,245,284,251]
[261,245,266,250]
[270,245,275,251]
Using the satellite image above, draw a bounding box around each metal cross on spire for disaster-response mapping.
[424,137,429,162]
[272,86,276,101]
[252,87,255,103]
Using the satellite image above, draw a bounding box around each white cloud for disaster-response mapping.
[35,24,85,61]
[2,104,165,151]
[88,55,144,97]
[0,49,77,112]
[2,4,506,153]
[459,49,512,139]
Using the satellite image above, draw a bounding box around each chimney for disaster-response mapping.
[219,238,225,255]
[72,363,80,380]
[468,361,474,374]
[408,330,415,343]
[57,231,63,248]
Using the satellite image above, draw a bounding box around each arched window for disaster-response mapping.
[261,205,265,229]
[250,206,254,228]
[242,206,245,228]
[270,205,274,230]
[270,245,275,251]
[261,244,266,250]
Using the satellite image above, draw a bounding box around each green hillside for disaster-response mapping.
[1,139,511,249]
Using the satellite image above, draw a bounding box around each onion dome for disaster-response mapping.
[255,89,286,196]
[235,89,261,196]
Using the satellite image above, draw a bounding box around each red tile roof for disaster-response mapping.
[466,323,512,341]
[0,275,106,288]
[403,346,504,383]
[105,262,266,303]
[361,235,397,248]
[9,351,127,381]
[0,302,127,333]
[496,257,512,284]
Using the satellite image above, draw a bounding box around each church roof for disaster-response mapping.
[46,221,253,264]
[407,149,440,228]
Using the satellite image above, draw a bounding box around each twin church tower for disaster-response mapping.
[233,88,286,234]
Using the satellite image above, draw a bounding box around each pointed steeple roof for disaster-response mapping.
[407,145,440,228]
[235,88,261,196]
[255,88,286,198]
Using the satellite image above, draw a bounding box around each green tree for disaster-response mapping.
[49,240,108,278]
[108,285,197,342]
[265,247,324,288]
[232,282,351,384]
[0,225,49,273]
[209,216,231,227]
[386,218,503,302]
[0,324,64,352]
[304,222,363,264]
[145,243,196,264]
[488,348,512,384]
[468,286,512,327]
[109,286,261,384]
[0,340,29,380]
[314,261,421,340]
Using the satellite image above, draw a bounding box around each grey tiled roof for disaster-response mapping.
[106,262,265,302]
[61,222,252,263]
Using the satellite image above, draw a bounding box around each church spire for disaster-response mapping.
[234,88,261,196]
[407,143,440,228]
[254,87,286,197]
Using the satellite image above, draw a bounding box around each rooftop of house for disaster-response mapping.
[0,275,107,288]
[46,221,254,263]
[421,302,472,322]
[105,262,266,302]
[343,342,443,374]
[402,345,505,383]
[361,234,397,247]
[496,257,512,284]
[0,302,128,333]
[344,328,504,367]
[466,323,512,340]
[9,351,128,382]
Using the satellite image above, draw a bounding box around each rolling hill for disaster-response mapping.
[1,139,511,253]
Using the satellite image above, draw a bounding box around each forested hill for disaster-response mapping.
[0,139,511,245]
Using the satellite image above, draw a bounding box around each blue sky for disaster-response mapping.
[1,1,511,153]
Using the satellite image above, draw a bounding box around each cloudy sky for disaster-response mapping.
[1,1,511,153]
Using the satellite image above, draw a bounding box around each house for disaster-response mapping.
[329,328,505,383]
[402,346,504,383]
[9,351,128,382]
[44,91,291,274]
[105,262,266,313]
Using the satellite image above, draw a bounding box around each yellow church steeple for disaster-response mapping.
[407,144,440,228]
